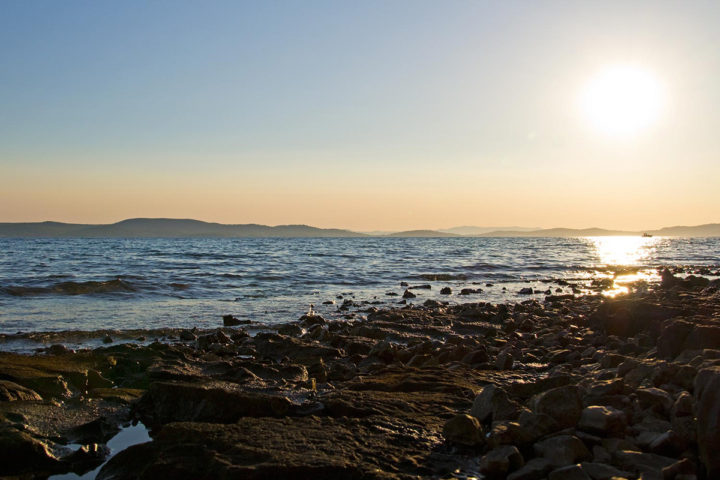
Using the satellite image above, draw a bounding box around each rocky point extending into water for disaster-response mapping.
[1,268,720,479]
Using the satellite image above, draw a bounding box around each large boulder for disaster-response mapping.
[530,385,583,429]
[590,299,679,338]
[443,414,484,446]
[470,385,524,423]
[694,366,720,477]
[656,318,694,359]
[533,435,590,467]
[479,445,524,477]
[577,406,627,436]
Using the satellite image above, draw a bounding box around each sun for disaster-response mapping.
[580,65,665,137]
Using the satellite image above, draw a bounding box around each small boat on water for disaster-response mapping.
[642,233,653,238]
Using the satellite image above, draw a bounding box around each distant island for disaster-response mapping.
[0,218,719,238]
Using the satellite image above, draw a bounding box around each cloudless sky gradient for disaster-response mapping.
[1,1,719,230]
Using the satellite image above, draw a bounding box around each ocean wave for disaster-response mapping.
[411,273,468,281]
[1,278,136,297]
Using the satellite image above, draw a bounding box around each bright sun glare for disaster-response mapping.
[580,65,665,137]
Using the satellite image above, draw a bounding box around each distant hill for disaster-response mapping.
[387,230,460,238]
[478,224,720,237]
[647,223,720,237]
[439,225,539,235]
[0,219,718,238]
[0,218,365,238]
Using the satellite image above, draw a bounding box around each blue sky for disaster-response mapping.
[2,1,719,229]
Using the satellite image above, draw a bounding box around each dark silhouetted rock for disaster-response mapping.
[443,414,484,446]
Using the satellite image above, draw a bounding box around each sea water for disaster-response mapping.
[0,236,717,336]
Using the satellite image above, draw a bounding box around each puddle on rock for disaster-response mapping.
[49,422,151,480]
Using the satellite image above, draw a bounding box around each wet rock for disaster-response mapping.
[578,406,627,436]
[443,414,484,446]
[197,330,232,350]
[479,445,524,477]
[530,385,583,430]
[519,288,534,295]
[402,289,416,299]
[277,323,303,336]
[534,435,591,467]
[470,384,524,423]
[179,330,197,341]
[440,287,452,295]
[63,443,111,472]
[222,314,246,326]
[102,335,113,344]
[460,288,482,295]
[299,313,326,328]
[694,366,720,477]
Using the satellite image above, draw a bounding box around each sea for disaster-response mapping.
[0,237,718,342]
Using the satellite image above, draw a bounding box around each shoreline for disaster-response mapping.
[1,269,719,478]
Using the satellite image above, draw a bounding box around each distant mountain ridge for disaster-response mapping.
[0,218,365,238]
[0,219,718,238]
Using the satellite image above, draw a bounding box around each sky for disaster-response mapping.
[1,1,719,231]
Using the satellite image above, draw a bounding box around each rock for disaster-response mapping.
[611,450,676,479]
[657,319,694,359]
[179,330,197,341]
[578,406,627,436]
[102,335,113,344]
[442,414,484,446]
[684,325,720,351]
[590,299,679,338]
[479,445,524,477]
[0,380,43,401]
[470,385,523,423]
[671,391,693,418]
[460,288,482,295]
[222,314,246,326]
[531,385,583,430]
[507,458,553,480]
[548,464,591,480]
[533,435,591,467]
[486,421,524,448]
[694,366,720,477]
[519,288,534,295]
[496,350,514,370]
[636,387,673,415]
[462,348,489,364]
[137,381,294,425]
[0,426,61,475]
[197,330,232,350]
[580,462,631,480]
[402,289,416,299]
[661,458,696,480]
[299,313,326,328]
[440,287,452,295]
[277,323,303,336]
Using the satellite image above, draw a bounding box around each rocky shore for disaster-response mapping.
[1,269,720,479]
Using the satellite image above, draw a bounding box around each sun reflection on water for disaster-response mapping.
[589,236,658,266]
[586,236,660,296]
